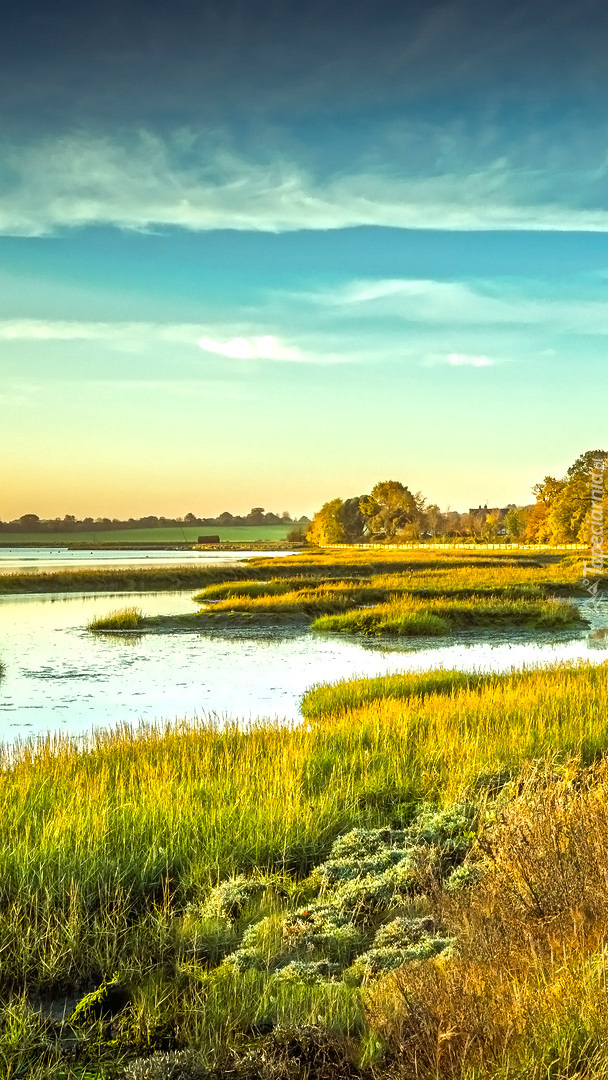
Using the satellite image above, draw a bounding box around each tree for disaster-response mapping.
[526,451,607,543]
[426,504,444,538]
[246,507,266,525]
[504,507,525,540]
[306,499,348,545]
[338,496,367,542]
[359,481,418,539]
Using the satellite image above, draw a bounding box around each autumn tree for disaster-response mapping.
[306,499,348,545]
[359,481,420,539]
[526,451,607,543]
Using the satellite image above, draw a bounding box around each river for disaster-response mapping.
[0,550,607,743]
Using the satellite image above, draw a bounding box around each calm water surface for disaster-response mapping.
[0,547,292,572]
[0,579,607,742]
[0,548,604,743]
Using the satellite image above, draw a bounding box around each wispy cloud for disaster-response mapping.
[0,319,346,364]
[198,335,301,361]
[308,278,608,335]
[0,319,199,343]
[445,353,495,367]
[4,129,608,236]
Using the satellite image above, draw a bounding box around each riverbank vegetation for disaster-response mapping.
[104,553,585,637]
[306,450,606,544]
[2,661,608,1077]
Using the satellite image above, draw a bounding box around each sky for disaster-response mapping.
[2,0,608,519]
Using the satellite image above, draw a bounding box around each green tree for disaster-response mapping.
[504,507,525,540]
[359,480,419,539]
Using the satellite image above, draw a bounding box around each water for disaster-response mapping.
[0,583,607,743]
[0,547,291,572]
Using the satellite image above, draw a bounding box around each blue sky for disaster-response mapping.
[1,0,608,517]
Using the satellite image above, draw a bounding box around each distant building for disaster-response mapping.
[468,504,514,519]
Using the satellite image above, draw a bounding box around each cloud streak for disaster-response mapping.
[446,353,495,367]
[4,130,608,236]
[0,319,346,364]
[309,277,608,335]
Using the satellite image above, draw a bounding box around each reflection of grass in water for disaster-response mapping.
[88,606,144,631]
[100,631,144,647]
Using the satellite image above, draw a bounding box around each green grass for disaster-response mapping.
[0,524,295,545]
[312,596,582,636]
[2,545,605,1076]
[89,607,145,631]
[301,669,495,720]
[0,564,256,594]
[1,660,608,1074]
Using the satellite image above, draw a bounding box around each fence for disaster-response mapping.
[326,542,588,552]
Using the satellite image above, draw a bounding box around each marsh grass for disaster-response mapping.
[301,670,495,720]
[0,565,254,594]
[2,661,608,1073]
[312,595,581,635]
[89,607,145,630]
[189,565,584,634]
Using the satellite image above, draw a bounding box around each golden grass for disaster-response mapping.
[312,595,581,635]
[88,606,144,630]
[368,758,608,1078]
[1,660,608,1073]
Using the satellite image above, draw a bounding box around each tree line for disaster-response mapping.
[0,509,311,533]
[306,450,607,545]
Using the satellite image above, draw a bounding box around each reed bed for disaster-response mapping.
[2,661,608,1074]
[312,595,581,635]
[301,669,496,719]
[0,565,254,594]
[195,564,581,603]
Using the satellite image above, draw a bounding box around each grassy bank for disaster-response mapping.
[2,662,608,1077]
[0,565,256,594]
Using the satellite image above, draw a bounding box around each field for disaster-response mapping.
[0,524,295,546]
[2,547,608,1079]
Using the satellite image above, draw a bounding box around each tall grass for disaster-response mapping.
[312,596,581,635]
[1,661,608,1072]
[368,758,608,1079]
[89,607,145,631]
[301,669,496,720]
[0,565,254,594]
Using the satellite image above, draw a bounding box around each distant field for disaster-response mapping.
[0,524,296,545]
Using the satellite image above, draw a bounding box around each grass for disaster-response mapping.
[0,564,255,594]
[1,661,608,1076]
[312,596,582,635]
[367,758,608,1079]
[301,669,496,720]
[3,545,608,1076]
[89,607,145,631]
